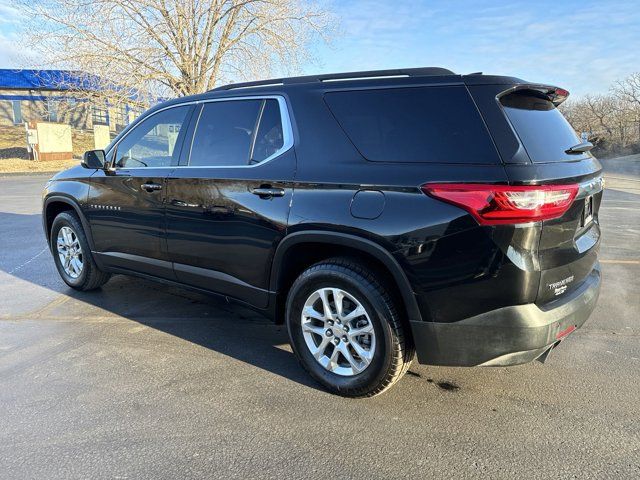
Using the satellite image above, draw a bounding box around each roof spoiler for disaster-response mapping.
[497,84,570,106]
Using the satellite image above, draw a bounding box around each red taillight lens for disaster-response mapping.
[422,183,579,225]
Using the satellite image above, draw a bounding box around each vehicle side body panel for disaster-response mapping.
[86,167,176,280]
[164,150,296,308]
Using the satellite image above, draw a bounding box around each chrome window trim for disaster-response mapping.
[107,95,293,170]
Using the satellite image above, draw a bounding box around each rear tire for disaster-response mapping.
[50,211,111,291]
[286,258,413,397]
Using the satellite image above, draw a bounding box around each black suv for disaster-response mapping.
[43,67,602,397]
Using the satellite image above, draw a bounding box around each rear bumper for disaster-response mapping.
[410,264,601,367]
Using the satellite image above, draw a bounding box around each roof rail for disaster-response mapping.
[211,67,456,91]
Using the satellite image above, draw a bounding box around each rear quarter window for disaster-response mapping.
[324,86,500,164]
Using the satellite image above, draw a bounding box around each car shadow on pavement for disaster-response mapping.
[1,211,323,392]
[92,277,326,392]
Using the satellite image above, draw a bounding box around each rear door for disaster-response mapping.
[165,96,295,308]
[87,105,193,279]
[475,85,603,303]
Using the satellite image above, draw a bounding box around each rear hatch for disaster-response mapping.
[496,85,603,304]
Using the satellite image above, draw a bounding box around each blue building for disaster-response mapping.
[0,69,131,131]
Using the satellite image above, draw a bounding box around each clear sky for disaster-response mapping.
[1,0,639,98]
[310,0,640,98]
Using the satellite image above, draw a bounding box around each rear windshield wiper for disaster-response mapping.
[565,141,594,154]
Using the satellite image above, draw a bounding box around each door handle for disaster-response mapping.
[141,183,163,192]
[171,199,198,207]
[250,187,285,198]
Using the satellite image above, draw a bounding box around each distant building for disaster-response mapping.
[0,69,136,131]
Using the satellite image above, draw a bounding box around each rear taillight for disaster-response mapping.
[422,183,579,225]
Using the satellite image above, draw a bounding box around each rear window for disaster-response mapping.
[251,99,284,164]
[500,90,584,163]
[324,86,499,164]
[190,100,262,167]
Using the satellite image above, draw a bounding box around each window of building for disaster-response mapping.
[46,99,59,122]
[92,106,109,126]
[11,100,22,125]
[109,105,127,130]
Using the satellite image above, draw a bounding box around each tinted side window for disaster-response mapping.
[115,106,190,168]
[324,86,499,164]
[251,99,284,164]
[190,100,262,167]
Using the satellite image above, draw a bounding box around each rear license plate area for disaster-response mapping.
[581,195,594,227]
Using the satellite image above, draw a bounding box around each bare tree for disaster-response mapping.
[612,72,640,143]
[560,73,640,157]
[560,100,593,139]
[610,97,634,147]
[583,95,614,139]
[15,0,334,109]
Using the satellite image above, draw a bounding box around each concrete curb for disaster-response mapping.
[0,172,56,178]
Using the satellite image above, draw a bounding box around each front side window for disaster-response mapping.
[189,98,286,167]
[114,106,190,168]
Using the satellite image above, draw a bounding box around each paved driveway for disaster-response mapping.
[1,160,639,479]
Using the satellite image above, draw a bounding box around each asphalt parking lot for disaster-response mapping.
[1,158,639,479]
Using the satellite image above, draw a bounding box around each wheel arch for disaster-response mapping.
[43,195,96,252]
[270,231,423,324]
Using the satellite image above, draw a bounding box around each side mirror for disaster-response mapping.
[81,150,106,169]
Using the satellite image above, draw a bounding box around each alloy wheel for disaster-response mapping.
[301,287,376,376]
[56,226,84,279]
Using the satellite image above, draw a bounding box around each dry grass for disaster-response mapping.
[0,126,28,160]
[0,157,79,174]
[0,125,95,174]
[73,130,95,156]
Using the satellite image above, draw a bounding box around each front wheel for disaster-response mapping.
[286,258,413,397]
[50,211,111,291]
